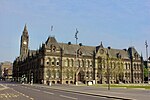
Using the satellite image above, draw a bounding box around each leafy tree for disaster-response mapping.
[144,67,148,77]
[110,58,124,83]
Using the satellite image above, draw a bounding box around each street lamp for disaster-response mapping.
[145,40,149,84]
[75,28,78,85]
[106,51,110,90]
[31,72,33,85]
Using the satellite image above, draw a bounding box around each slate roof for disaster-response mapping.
[107,48,129,59]
[44,36,141,59]
[59,43,95,56]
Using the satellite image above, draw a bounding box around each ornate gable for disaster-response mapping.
[45,36,60,52]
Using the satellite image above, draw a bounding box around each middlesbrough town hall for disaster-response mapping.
[13,25,144,85]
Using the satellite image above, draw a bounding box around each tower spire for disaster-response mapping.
[23,24,28,35]
[20,24,29,57]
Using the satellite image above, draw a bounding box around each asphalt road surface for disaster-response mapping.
[0,83,115,100]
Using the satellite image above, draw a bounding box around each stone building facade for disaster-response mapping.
[0,61,13,80]
[13,25,144,84]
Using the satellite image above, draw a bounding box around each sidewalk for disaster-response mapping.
[28,84,150,100]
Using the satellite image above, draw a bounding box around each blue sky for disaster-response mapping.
[0,0,150,62]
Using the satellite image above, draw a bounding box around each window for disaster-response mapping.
[66,59,69,67]
[82,60,84,67]
[50,45,56,52]
[87,60,90,67]
[52,61,55,66]
[56,61,59,66]
[71,59,74,67]
[125,63,127,69]
[51,58,56,66]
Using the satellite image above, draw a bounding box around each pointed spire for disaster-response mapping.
[23,24,28,35]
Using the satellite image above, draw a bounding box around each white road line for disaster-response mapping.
[31,88,41,91]
[43,91,54,95]
[59,95,78,100]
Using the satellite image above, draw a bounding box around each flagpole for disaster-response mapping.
[51,25,53,36]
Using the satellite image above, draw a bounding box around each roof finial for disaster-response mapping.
[25,24,27,30]
[100,41,104,48]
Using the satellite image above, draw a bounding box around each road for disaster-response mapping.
[0,82,114,100]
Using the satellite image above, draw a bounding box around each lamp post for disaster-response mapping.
[106,51,110,90]
[145,40,149,83]
[31,72,33,85]
[75,28,78,85]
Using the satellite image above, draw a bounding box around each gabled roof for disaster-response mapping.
[45,36,60,48]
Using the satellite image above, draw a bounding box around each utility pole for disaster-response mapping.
[75,28,78,85]
[145,40,149,83]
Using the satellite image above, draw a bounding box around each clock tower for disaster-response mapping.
[20,24,29,57]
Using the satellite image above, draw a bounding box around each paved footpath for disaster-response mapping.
[30,84,150,100]
[0,84,33,100]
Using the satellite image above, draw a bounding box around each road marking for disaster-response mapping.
[31,88,41,91]
[59,95,77,100]
[10,88,35,100]
[30,97,34,100]
[43,91,54,95]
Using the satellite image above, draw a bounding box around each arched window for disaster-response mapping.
[46,58,51,66]
[128,64,130,69]
[51,58,55,66]
[56,58,59,66]
[125,63,127,69]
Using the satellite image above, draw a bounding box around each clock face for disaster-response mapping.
[100,49,104,54]
[23,41,27,45]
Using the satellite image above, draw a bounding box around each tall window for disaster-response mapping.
[71,59,74,67]
[87,60,90,67]
[66,59,69,67]
[82,60,84,67]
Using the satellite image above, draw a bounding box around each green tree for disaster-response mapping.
[144,67,148,77]
[111,59,124,83]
